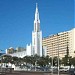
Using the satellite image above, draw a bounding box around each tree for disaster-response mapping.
[72,57,75,67]
[23,56,30,64]
[32,54,40,66]
[12,56,19,65]
[45,55,50,64]
[38,56,46,67]
[53,57,58,66]
[2,54,12,63]
[37,55,51,67]
[62,42,70,66]
[62,55,68,66]
[52,56,61,66]
[61,55,72,66]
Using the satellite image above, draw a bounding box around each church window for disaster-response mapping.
[35,23,36,31]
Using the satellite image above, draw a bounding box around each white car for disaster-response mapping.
[59,67,64,72]
[59,67,69,72]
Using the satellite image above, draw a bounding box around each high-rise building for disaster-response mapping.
[32,3,42,56]
[42,28,75,58]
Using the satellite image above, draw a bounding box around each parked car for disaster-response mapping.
[59,67,65,72]
[69,68,75,75]
[58,66,69,72]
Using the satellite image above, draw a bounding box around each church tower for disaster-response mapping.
[32,3,42,56]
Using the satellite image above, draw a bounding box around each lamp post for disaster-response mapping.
[67,42,69,56]
[74,51,75,57]
[52,43,53,74]
[57,34,59,75]
[0,56,2,72]
[35,61,37,71]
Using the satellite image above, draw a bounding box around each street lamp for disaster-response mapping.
[0,56,2,72]
[51,43,53,74]
[57,34,59,75]
[67,42,69,64]
[74,51,75,57]
[35,61,37,71]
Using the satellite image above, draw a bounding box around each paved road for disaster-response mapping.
[0,71,69,75]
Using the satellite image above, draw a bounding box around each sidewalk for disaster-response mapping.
[50,74,68,75]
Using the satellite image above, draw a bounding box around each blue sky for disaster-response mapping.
[0,0,74,52]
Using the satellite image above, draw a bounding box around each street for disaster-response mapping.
[0,71,69,75]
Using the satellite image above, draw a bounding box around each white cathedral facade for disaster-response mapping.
[26,3,43,56]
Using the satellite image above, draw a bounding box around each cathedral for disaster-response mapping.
[26,3,43,56]
[6,3,45,58]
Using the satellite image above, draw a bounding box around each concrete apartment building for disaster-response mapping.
[42,28,75,58]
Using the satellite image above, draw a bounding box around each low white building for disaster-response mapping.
[6,47,27,58]
[26,43,32,56]
[10,50,26,58]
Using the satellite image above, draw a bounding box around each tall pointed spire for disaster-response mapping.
[32,3,42,57]
[34,3,40,32]
[34,3,40,22]
[36,3,37,10]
